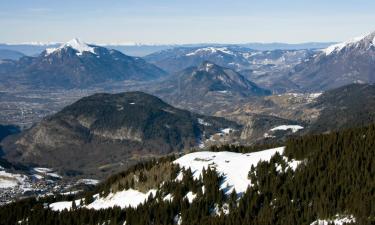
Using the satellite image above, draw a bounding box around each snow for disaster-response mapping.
[186,47,234,56]
[163,193,173,202]
[221,128,235,134]
[270,125,304,133]
[49,199,82,211]
[50,189,157,211]
[174,147,285,194]
[309,93,322,99]
[184,191,196,203]
[45,38,96,56]
[87,189,156,209]
[33,167,53,173]
[310,215,356,225]
[46,173,62,179]
[0,171,26,189]
[324,34,367,55]
[76,179,100,185]
[198,118,211,126]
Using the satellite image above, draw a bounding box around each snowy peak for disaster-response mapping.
[324,31,375,56]
[45,38,96,56]
[185,47,235,56]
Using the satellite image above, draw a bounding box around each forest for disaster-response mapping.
[0,124,374,225]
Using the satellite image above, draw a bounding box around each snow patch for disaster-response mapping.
[76,179,100,185]
[270,125,304,133]
[0,171,26,189]
[87,189,156,209]
[198,118,211,126]
[174,147,285,194]
[310,215,356,225]
[184,191,196,203]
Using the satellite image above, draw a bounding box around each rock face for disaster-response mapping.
[290,31,375,91]
[0,38,167,89]
[2,92,239,177]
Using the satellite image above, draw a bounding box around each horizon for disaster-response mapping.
[1,0,374,44]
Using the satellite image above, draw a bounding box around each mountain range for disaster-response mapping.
[0,39,167,89]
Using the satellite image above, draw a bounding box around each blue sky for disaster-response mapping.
[1,0,374,44]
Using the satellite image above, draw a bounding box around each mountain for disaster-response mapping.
[306,83,375,133]
[0,38,167,89]
[145,46,313,92]
[289,31,375,91]
[145,46,313,74]
[2,91,239,177]
[144,46,257,73]
[151,62,271,114]
[0,49,24,60]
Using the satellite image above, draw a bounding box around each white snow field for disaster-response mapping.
[87,189,157,210]
[174,147,285,194]
[0,170,27,189]
[270,125,304,133]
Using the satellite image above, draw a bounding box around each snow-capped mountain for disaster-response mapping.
[145,46,313,74]
[0,38,167,89]
[290,31,375,91]
[44,38,97,56]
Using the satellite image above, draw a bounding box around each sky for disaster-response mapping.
[0,0,374,44]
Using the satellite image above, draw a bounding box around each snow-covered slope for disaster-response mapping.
[0,170,27,189]
[290,31,375,91]
[46,38,96,56]
[174,147,284,194]
[48,147,303,211]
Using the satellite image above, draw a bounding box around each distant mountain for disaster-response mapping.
[0,42,334,57]
[144,46,257,73]
[151,62,271,114]
[0,38,167,89]
[290,31,375,91]
[2,92,239,177]
[0,49,24,60]
[145,46,313,74]
[145,46,312,92]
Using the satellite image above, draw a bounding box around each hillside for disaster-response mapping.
[290,31,375,91]
[306,83,375,133]
[2,92,239,177]
[0,123,373,224]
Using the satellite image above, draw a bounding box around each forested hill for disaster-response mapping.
[0,123,374,225]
